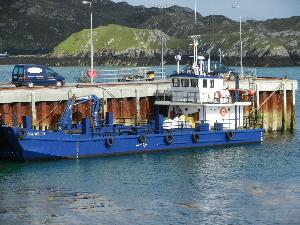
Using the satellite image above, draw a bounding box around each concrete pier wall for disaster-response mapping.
[0,78,297,132]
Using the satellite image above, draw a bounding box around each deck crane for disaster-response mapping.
[57,95,102,130]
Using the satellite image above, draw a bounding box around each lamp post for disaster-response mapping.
[232,5,243,130]
[156,5,168,80]
[82,1,94,84]
[161,28,164,80]
[232,5,243,77]
[218,48,224,63]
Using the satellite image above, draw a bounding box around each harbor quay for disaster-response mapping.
[0,77,297,132]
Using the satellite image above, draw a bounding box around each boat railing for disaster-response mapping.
[171,91,199,103]
[155,90,232,104]
[155,90,172,101]
[170,91,231,104]
[162,120,192,130]
[94,67,165,82]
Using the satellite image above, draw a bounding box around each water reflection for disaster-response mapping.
[0,136,299,224]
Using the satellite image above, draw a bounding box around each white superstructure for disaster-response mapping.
[155,35,250,130]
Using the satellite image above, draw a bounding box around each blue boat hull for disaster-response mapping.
[0,127,263,161]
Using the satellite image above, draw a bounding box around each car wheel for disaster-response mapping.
[56,81,63,87]
[28,82,34,88]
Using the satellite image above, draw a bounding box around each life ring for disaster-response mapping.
[164,134,173,144]
[138,135,147,144]
[18,128,26,140]
[220,107,228,117]
[225,131,234,141]
[105,137,113,148]
[214,91,222,99]
[192,133,200,142]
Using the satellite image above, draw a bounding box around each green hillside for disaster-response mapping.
[52,24,164,56]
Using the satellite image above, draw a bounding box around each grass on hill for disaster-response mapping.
[52,24,162,56]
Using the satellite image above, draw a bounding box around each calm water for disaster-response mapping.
[0,66,300,225]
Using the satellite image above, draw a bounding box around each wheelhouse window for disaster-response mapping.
[210,79,214,88]
[203,79,207,88]
[181,79,190,87]
[172,78,180,87]
[191,79,198,87]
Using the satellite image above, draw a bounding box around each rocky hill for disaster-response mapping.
[1,0,299,66]
[52,24,166,57]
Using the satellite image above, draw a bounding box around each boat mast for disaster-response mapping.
[161,29,164,79]
[190,0,200,75]
[194,0,197,24]
[239,15,243,77]
[208,15,211,73]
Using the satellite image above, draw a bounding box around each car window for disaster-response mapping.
[18,66,24,75]
[13,66,24,75]
[46,68,55,76]
[13,66,19,75]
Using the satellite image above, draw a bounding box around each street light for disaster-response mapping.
[82,0,94,84]
[232,5,243,129]
[232,5,243,77]
[157,5,168,80]
[218,48,224,63]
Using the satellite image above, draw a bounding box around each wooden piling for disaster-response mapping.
[270,92,278,131]
[256,83,260,117]
[283,83,287,131]
[277,91,283,130]
[30,91,36,125]
[135,88,141,123]
[291,83,296,129]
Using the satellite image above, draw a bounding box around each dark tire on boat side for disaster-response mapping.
[192,133,200,142]
[105,137,113,148]
[164,134,173,144]
[225,131,234,141]
[139,135,147,144]
[18,128,26,140]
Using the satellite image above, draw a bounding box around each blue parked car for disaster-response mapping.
[12,64,65,87]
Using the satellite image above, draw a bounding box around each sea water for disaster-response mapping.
[0,66,300,224]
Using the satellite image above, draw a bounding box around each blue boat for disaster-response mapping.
[0,36,263,161]
[0,92,263,161]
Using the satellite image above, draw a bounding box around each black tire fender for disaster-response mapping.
[164,134,173,144]
[105,137,113,148]
[138,135,147,144]
[192,133,200,142]
[225,131,234,141]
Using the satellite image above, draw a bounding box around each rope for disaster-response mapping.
[29,86,145,126]
[248,79,287,117]
[97,86,135,113]
[97,86,144,125]
[35,100,63,125]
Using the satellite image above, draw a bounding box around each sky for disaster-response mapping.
[113,0,300,21]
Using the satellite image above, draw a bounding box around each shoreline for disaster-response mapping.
[0,55,299,67]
